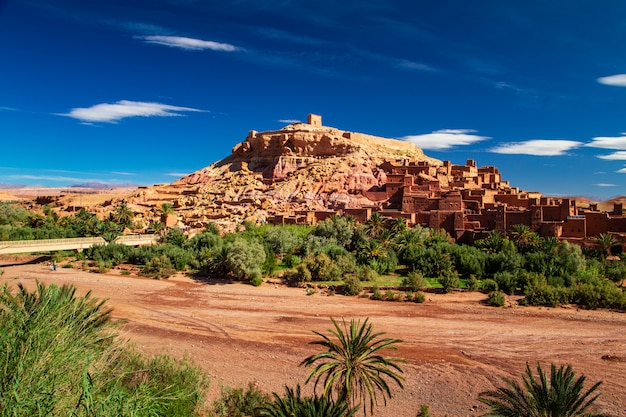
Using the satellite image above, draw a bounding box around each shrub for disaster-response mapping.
[521,283,570,307]
[356,265,378,282]
[402,270,427,292]
[412,291,426,303]
[342,275,362,296]
[0,282,209,416]
[95,260,112,273]
[282,254,302,268]
[493,271,518,295]
[142,255,175,279]
[487,290,506,307]
[226,238,266,280]
[481,279,499,293]
[438,271,461,293]
[212,383,270,417]
[465,274,479,291]
[371,285,382,300]
[385,289,401,302]
[250,276,263,287]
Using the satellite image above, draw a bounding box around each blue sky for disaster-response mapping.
[2,1,626,199]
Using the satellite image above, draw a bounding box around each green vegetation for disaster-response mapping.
[2,202,625,311]
[0,281,208,416]
[300,318,405,415]
[0,276,609,416]
[479,363,608,417]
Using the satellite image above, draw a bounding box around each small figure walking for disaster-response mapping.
[52,262,57,271]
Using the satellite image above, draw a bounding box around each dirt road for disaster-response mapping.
[1,260,625,417]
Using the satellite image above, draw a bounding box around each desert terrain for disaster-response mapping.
[0,257,624,417]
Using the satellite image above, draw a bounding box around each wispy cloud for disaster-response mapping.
[60,100,204,123]
[597,151,626,160]
[401,129,489,150]
[594,183,616,187]
[112,171,137,176]
[396,59,437,72]
[279,119,301,124]
[617,168,626,174]
[586,134,626,150]
[597,74,626,87]
[0,106,17,112]
[9,174,103,183]
[138,35,239,51]
[166,172,190,177]
[490,140,583,156]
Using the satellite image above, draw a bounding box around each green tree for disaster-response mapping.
[509,224,540,253]
[225,237,266,280]
[159,202,175,214]
[365,212,385,239]
[261,385,357,417]
[479,363,608,417]
[111,201,134,227]
[595,233,619,258]
[301,318,405,415]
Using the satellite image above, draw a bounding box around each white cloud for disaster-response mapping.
[594,183,616,187]
[112,171,137,176]
[166,172,190,177]
[61,100,203,123]
[9,174,102,183]
[397,59,437,72]
[617,168,626,174]
[401,129,489,150]
[597,151,626,160]
[490,140,582,156]
[586,135,626,150]
[139,35,238,51]
[279,119,301,124]
[597,74,626,87]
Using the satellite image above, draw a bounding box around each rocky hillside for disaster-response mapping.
[123,116,441,231]
[9,116,439,232]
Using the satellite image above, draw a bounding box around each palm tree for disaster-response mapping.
[509,224,540,253]
[479,363,608,417]
[365,212,385,239]
[300,317,405,416]
[595,233,619,258]
[111,201,133,227]
[260,385,357,417]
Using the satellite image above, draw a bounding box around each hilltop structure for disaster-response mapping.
[48,114,626,247]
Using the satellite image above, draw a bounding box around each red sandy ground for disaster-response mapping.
[1,258,625,417]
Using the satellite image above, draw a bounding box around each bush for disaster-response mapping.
[356,265,378,282]
[521,283,570,307]
[212,383,270,417]
[412,291,426,303]
[226,238,266,280]
[481,279,499,293]
[0,282,208,416]
[438,271,461,293]
[465,274,479,291]
[487,290,506,307]
[371,285,382,300]
[342,275,362,296]
[493,271,518,295]
[402,270,427,292]
[95,260,112,273]
[385,289,401,302]
[142,255,175,279]
[282,254,302,268]
[250,276,263,287]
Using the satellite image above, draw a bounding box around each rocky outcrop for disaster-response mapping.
[123,115,441,232]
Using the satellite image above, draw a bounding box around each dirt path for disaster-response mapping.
[1,259,625,417]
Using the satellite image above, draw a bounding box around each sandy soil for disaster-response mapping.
[1,258,625,417]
